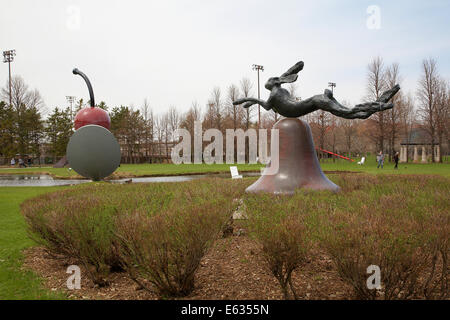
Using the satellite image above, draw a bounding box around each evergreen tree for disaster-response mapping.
[26,106,45,164]
[45,107,73,162]
[0,101,16,158]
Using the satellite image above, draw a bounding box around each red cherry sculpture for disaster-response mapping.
[72,68,110,130]
[74,107,110,130]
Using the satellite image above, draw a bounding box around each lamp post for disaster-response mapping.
[66,96,76,121]
[252,64,264,128]
[3,50,16,107]
[328,82,336,95]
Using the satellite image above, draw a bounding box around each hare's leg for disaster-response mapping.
[233,98,271,110]
[312,85,399,119]
[377,84,400,103]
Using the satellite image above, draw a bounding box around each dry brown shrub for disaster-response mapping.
[21,179,247,290]
[115,202,230,297]
[320,175,449,300]
[244,193,315,299]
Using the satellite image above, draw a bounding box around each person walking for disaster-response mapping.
[18,158,27,168]
[394,151,399,169]
[377,151,384,169]
[10,158,16,167]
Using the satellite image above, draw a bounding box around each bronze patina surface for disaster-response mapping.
[235,60,400,194]
[247,118,339,194]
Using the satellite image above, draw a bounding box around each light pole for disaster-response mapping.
[3,50,16,107]
[66,96,76,121]
[252,64,264,128]
[328,82,336,95]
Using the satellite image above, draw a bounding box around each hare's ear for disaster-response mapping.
[279,74,298,84]
[281,61,304,77]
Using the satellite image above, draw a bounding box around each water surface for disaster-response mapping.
[0,171,260,187]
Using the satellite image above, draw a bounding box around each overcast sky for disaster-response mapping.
[1,0,449,117]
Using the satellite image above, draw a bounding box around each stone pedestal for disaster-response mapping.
[246,118,339,194]
[421,146,427,163]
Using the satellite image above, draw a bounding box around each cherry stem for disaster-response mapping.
[72,68,95,108]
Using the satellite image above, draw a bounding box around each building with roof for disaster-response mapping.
[399,128,440,163]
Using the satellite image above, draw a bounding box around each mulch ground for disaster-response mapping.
[23,226,353,300]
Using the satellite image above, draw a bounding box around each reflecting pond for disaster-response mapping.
[0,171,261,187]
[0,175,90,187]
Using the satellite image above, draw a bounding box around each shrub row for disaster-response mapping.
[22,174,449,299]
[22,179,246,296]
[244,174,449,299]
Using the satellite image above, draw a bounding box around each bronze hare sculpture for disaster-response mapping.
[233,61,400,119]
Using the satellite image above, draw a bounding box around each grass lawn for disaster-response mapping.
[17,174,450,299]
[0,156,448,178]
[0,187,67,299]
[0,158,448,299]
[320,156,450,176]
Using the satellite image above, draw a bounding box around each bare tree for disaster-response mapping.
[140,98,154,162]
[203,100,215,130]
[417,58,440,162]
[180,102,202,133]
[366,56,388,152]
[240,77,253,130]
[27,89,46,114]
[308,110,331,160]
[317,110,330,153]
[385,63,403,160]
[211,87,223,131]
[259,112,275,129]
[180,101,202,162]
[128,109,145,163]
[335,100,357,157]
[2,76,29,110]
[168,105,180,141]
[226,84,241,130]
[434,79,449,162]
[399,92,416,162]
[338,121,358,157]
